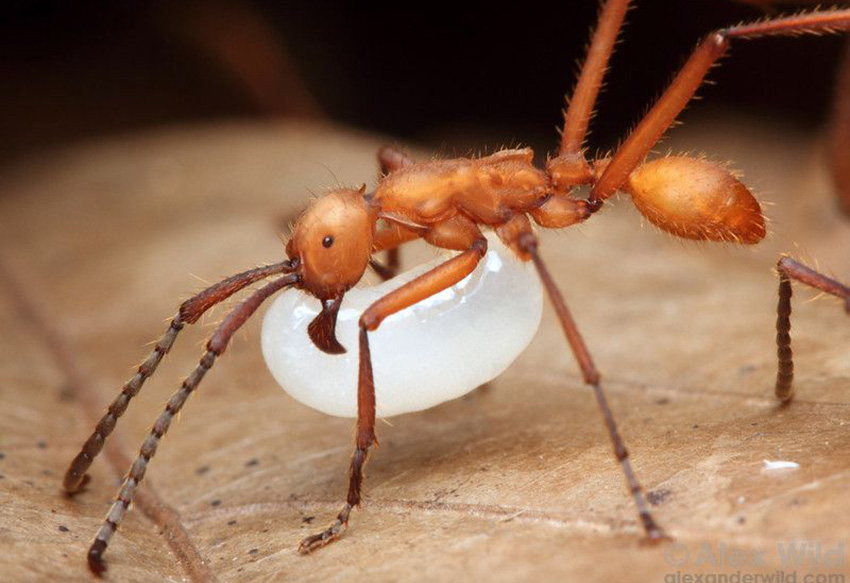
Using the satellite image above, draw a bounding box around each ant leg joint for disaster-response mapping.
[359,313,380,332]
[516,232,538,254]
[585,197,604,214]
[471,237,488,257]
[88,539,108,576]
[711,30,729,48]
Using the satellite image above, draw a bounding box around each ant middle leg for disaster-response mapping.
[516,230,668,543]
[559,0,631,155]
[774,256,850,403]
[549,0,631,191]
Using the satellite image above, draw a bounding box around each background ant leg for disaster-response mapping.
[591,9,850,202]
[86,272,299,575]
[63,259,294,494]
[774,257,850,403]
[367,257,397,281]
[516,231,668,543]
[373,146,416,279]
[384,248,401,278]
[300,225,487,554]
[369,222,422,281]
[378,145,414,176]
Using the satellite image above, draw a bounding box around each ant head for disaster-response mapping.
[287,187,377,301]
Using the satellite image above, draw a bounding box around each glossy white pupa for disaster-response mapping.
[261,233,543,417]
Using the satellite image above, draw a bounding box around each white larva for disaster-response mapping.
[261,233,543,417]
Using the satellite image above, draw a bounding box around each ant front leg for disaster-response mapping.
[300,218,486,553]
[774,257,850,403]
[515,231,669,544]
[63,260,294,493]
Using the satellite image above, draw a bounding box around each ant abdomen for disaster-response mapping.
[624,156,766,244]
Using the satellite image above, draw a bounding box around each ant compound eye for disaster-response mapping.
[322,235,334,248]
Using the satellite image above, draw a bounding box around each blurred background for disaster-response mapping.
[1,0,847,168]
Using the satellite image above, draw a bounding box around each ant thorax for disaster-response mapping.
[373,148,548,227]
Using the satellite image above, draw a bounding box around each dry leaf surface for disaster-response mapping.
[0,119,848,582]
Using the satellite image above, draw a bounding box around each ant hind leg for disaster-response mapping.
[774,257,850,403]
[591,9,850,203]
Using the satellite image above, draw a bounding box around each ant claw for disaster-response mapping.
[298,518,348,555]
[640,528,673,546]
[64,474,91,497]
[298,530,340,555]
[87,540,108,577]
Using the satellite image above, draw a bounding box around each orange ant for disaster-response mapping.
[63,1,850,575]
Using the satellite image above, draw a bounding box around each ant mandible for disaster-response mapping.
[63,1,850,575]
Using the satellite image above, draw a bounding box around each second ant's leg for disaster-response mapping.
[774,257,850,403]
[559,0,631,156]
[516,231,668,543]
[591,9,850,202]
[63,259,294,493]
[300,222,487,553]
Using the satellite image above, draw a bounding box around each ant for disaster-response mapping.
[62,1,850,575]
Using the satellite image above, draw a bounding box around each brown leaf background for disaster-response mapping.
[0,117,848,582]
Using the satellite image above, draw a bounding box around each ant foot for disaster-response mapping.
[640,527,673,546]
[87,540,108,577]
[298,504,352,555]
